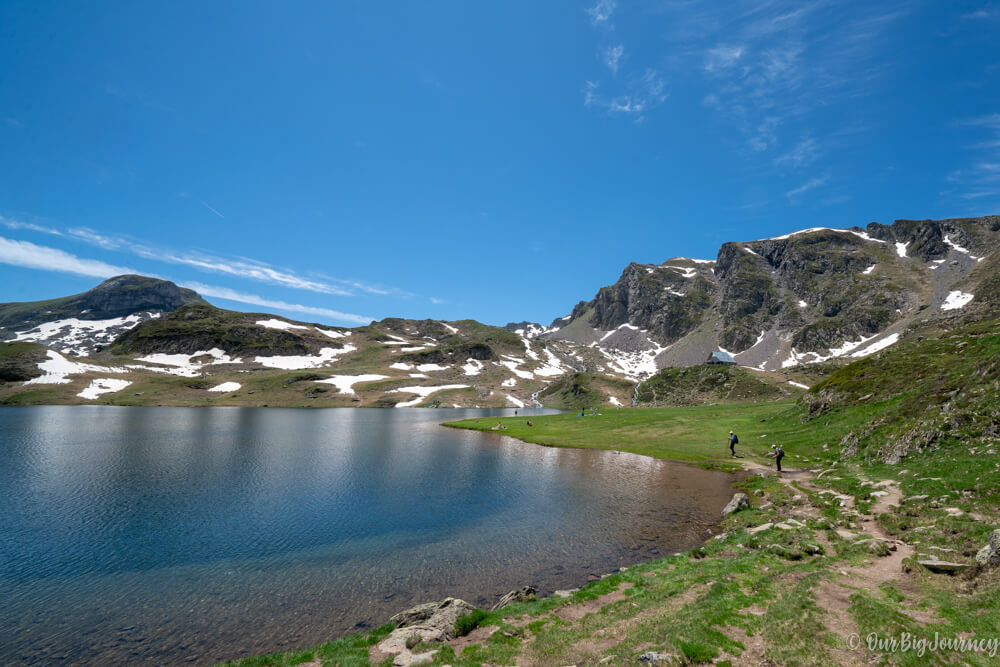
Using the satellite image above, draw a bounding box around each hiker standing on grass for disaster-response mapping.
[728,430,739,457]
[769,444,785,472]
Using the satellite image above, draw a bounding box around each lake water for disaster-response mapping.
[0,406,736,665]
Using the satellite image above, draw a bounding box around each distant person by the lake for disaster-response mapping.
[491,422,507,430]
[728,430,739,457]
[769,444,785,472]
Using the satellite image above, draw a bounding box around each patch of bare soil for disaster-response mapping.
[553,582,634,622]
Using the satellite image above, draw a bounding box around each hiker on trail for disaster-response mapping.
[728,430,739,457]
[769,444,785,472]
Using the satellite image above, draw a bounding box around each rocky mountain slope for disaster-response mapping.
[0,275,206,356]
[526,216,1000,373]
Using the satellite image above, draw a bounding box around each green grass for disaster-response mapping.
[445,399,851,469]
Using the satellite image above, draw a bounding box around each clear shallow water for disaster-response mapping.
[0,406,736,665]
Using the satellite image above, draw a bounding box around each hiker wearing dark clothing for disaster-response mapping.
[770,444,785,472]
[728,431,739,457]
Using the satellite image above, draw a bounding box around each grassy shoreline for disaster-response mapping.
[219,391,1000,666]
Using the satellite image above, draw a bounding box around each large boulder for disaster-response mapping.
[975,529,1000,567]
[721,492,750,517]
[388,597,477,640]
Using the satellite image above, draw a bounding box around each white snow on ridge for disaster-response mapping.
[391,384,470,407]
[941,291,974,311]
[13,313,157,356]
[254,345,357,370]
[850,333,900,357]
[895,242,908,258]
[208,382,242,392]
[256,319,309,331]
[390,362,413,370]
[136,348,239,376]
[862,265,876,275]
[500,360,534,379]
[440,322,458,334]
[788,381,810,390]
[665,266,697,278]
[77,378,132,400]
[609,396,622,406]
[943,234,984,262]
[317,328,351,339]
[686,258,715,264]
[506,394,525,408]
[780,330,902,368]
[314,374,388,394]
[760,227,887,245]
[665,288,686,297]
[743,245,761,257]
[462,359,483,375]
[797,300,807,308]
[25,350,127,385]
[416,363,448,372]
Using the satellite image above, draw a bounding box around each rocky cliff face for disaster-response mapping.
[542,216,1000,373]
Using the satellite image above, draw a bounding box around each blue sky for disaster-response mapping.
[1,1,998,327]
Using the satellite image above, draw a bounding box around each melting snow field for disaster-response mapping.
[13,313,157,356]
[76,378,132,400]
[390,384,470,407]
[941,291,974,311]
[254,345,357,370]
[506,394,525,408]
[665,265,697,278]
[788,381,810,390]
[25,350,126,385]
[256,319,309,331]
[862,265,876,275]
[207,382,242,392]
[850,333,900,357]
[317,328,351,339]
[137,348,240,377]
[314,374,388,394]
[416,363,448,373]
[462,359,484,375]
[895,242,908,258]
[943,235,984,262]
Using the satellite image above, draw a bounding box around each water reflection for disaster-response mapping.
[0,406,735,665]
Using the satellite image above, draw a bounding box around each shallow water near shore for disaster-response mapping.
[0,406,736,665]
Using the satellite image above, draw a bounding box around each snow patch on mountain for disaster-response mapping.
[849,333,900,357]
[12,313,159,356]
[943,235,983,261]
[941,291,974,311]
[208,382,242,392]
[314,374,388,394]
[506,394,525,407]
[137,348,240,376]
[863,265,876,275]
[317,328,351,339]
[24,350,127,385]
[77,378,132,399]
[391,384,470,407]
[895,242,908,258]
[254,345,357,370]
[256,319,309,331]
[462,359,483,375]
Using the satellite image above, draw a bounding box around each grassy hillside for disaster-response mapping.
[0,341,47,381]
[635,365,798,406]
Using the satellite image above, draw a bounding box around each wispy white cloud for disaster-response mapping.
[586,0,616,24]
[588,68,668,120]
[946,113,1000,204]
[180,282,374,325]
[775,137,821,167]
[704,45,744,72]
[0,234,374,325]
[786,175,828,199]
[0,217,396,298]
[0,235,139,279]
[961,5,999,20]
[604,44,624,74]
[652,1,908,153]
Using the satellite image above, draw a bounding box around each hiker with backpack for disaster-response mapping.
[728,430,739,457]
[769,444,785,472]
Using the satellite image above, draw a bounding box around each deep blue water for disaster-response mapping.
[0,406,735,665]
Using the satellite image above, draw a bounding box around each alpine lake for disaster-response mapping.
[0,406,737,665]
